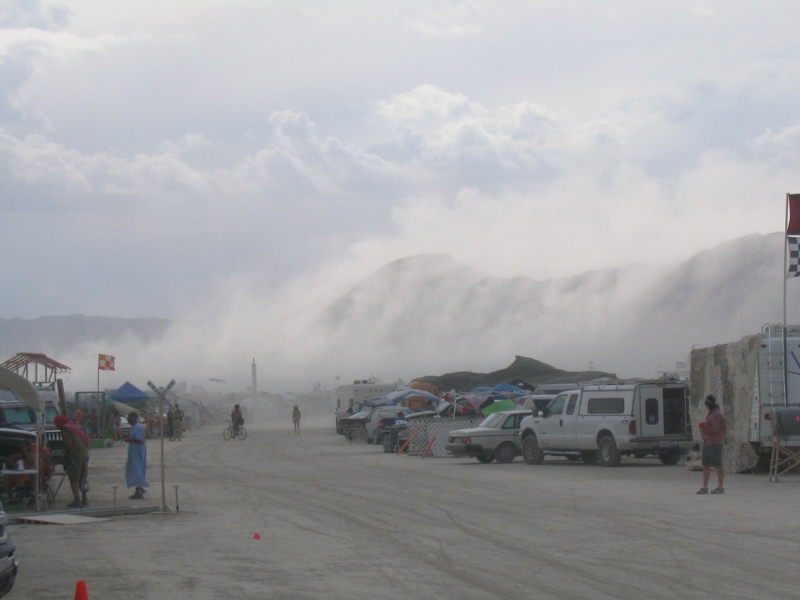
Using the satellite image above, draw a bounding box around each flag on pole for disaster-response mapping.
[787,194,800,278]
[787,194,800,235]
[98,354,116,371]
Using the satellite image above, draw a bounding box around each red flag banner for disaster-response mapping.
[98,354,116,371]
[787,193,800,235]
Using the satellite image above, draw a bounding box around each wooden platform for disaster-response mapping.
[15,513,110,525]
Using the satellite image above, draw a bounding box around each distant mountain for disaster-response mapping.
[412,354,614,391]
[0,315,170,363]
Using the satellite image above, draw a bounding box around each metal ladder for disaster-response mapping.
[762,323,787,405]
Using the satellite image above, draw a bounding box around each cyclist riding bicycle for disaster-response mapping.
[231,404,244,436]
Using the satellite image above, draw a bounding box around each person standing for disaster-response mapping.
[292,405,301,435]
[111,410,123,445]
[697,394,727,495]
[173,403,185,441]
[125,412,149,499]
[88,409,99,440]
[167,406,175,440]
[55,415,90,508]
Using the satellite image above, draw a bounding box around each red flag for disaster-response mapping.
[787,193,800,235]
[98,354,116,371]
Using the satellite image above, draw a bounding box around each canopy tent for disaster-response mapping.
[479,396,516,416]
[408,381,440,396]
[359,387,441,412]
[0,366,43,412]
[107,382,152,404]
[112,400,138,416]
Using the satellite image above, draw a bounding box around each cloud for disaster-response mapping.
[406,2,485,38]
[2,1,800,393]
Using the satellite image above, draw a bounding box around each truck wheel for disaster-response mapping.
[522,435,544,465]
[659,451,682,465]
[476,455,494,463]
[495,442,516,464]
[580,451,598,464]
[598,436,621,467]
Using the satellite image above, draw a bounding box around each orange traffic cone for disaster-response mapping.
[74,580,88,600]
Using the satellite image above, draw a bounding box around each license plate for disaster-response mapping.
[659,441,677,448]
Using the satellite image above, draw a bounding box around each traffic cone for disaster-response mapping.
[74,580,88,600]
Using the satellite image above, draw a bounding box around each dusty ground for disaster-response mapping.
[9,424,800,600]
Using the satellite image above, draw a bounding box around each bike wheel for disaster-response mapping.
[237,427,248,440]
[223,427,232,441]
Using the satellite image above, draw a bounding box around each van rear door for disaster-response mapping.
[634,386,665,439]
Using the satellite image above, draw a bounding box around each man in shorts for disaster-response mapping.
[697,394,727,495]
[55,415,90,507]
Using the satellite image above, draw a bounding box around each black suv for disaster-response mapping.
[0,500,17,598]
[0,427,29,598]
[0,394,63,464]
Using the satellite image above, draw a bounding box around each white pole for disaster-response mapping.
[784,193,790,405]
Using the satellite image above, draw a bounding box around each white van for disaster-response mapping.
[519,380,693,466]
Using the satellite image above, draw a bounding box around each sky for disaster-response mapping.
[3,1,800,391]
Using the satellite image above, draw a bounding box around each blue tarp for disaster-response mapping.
[358,387,440,411]
[107,381,152,404]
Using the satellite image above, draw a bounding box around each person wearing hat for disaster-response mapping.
[697,394,727,494]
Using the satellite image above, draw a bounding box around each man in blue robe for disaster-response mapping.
[125,412,149,499]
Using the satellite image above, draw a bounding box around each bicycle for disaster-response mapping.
[223,420,247,441]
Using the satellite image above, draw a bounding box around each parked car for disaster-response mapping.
[43,400,64,463]
[336,410,372,440]
[0,500,17,598]
[445,410,532,463]
[0,390,63,464]
[519,381,693,467]
[382,410,441,453]
[366,406,412,445]
[0,428,26,597]
[120,413,134,439]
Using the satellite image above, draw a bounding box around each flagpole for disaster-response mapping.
[784,193,789,405]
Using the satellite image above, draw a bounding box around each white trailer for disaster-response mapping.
[749,326,800,452]
[334,380,397,429]
[690,324,800,470]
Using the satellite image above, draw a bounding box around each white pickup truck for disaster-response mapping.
[519,380,694,467]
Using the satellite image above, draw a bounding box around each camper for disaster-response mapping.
[519,379,693,466]
[691,324,800,467]
[334,380,397,431]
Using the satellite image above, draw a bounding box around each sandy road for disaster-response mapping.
[10,425,800,599]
